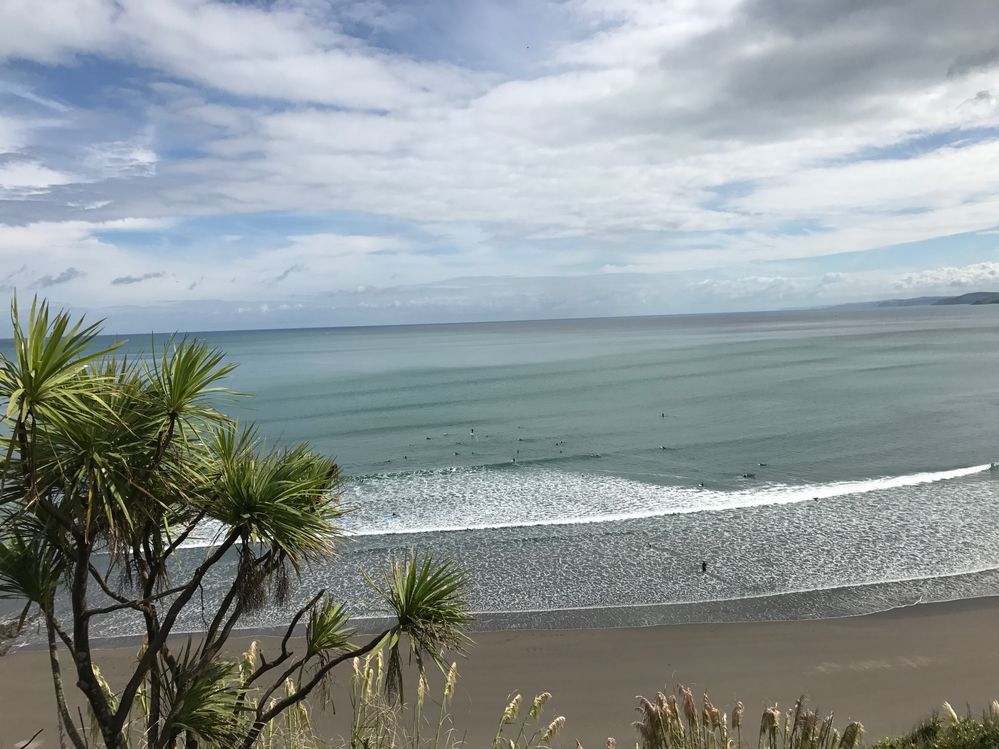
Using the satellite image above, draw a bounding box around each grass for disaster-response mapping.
[872,702,999,749]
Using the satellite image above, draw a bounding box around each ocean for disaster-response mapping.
[34,306,999,635]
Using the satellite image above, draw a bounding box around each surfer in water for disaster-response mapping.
[701,561,708,573]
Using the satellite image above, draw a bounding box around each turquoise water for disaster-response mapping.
[49,306,999,633]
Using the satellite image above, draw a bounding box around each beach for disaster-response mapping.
[4,597,999,747]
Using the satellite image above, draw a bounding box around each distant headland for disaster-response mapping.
[828,291,999,309]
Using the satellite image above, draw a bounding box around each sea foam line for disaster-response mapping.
[342,462,992,536]
[178,463,991,546]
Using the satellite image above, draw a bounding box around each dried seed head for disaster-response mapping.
[760,706,780,737]
[636,696,658,731]
[711,707,722,731]
[352,657,361,678]
[667,694,679,721]
[543,716,566,743]
[840,722,864,749]
[502,694,522,724]
[680,686,697,729]
[943,701,960,725]
[733,701,744,729]
[375,651,384,691]
[990,700,999,720]
[606,738,616,749]
[445,662,458,700]
[295,700,310,729]
[702,694,715,728]
[240,640,258,684]
[530,692,552,721]
[417,673,427,712]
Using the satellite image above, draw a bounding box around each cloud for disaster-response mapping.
[111,271,166,285]
[0,159,76,196]
[0,0,482,110]
[36,267,85,287]
[84,141,157,179]
[2,0,999,325]
[895,262,999,291]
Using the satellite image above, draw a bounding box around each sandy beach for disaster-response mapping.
[3,597,999,747]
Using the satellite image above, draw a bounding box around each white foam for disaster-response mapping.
[176,463,991,546]
[340,462,991,537]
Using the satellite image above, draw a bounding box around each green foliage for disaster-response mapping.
[0,294,118,429]
[874,707,999,749]
[162,647,246,747]
[145,336,238,430]
[207,426,346,572]
[0,295,472,749]
[306,599,355,658]
[0,527,62,609]
[369,552,472,702]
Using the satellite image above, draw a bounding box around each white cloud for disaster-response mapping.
[895,262,999,291]
[2,0,999,321]
[0,0,117,63]
[0,160,76,194]
[84,141,157,179]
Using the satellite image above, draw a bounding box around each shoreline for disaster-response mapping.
[10,584,996,655]
[4,596,999,747]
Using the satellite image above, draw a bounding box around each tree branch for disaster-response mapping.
[44,610,87,749]
[112,532,238,735]
[162,511,205,560]
[245,590,325,688]
[82,582,188,619]
[239,629,392,749]
[88,563,133,605]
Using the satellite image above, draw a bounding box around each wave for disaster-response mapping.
[340,462,991,536]
[177,463,991,547]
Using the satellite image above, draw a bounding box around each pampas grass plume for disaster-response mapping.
[445,661,458,700]
[531,692,552,721]
[943,701,960,725]
[502,694,522,724]
[543,716,566,743]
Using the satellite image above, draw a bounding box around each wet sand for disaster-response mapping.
[3,598,999,747]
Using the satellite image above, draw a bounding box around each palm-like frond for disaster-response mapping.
[0,529,63,608]
[22,355,170,544]
[163,647,247,747]
[144,336,239,434]
[0,294,119,431]
[306,597,355,657]
[204,425,346,571]
[368,552,472,698]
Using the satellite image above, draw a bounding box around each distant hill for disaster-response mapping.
[931,291,999,305]
[829,291,999,309]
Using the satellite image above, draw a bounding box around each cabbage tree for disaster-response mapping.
[0,296,471,749]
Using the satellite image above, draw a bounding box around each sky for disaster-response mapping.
[2,0,999,332]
